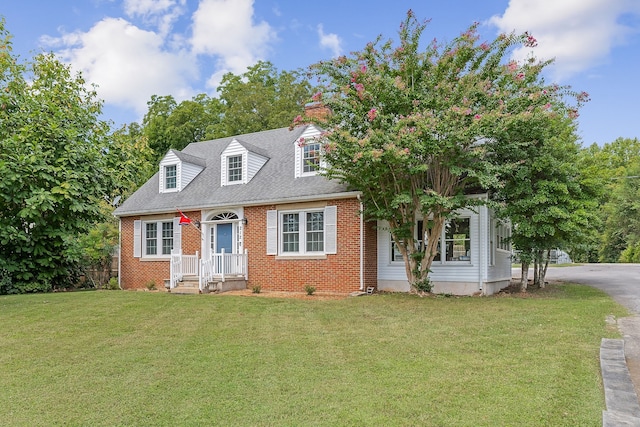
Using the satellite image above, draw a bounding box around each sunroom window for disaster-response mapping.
[444,218,470,261]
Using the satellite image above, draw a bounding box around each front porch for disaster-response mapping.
[169,249,248,294]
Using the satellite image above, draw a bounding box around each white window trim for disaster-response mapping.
[142,219,176,259]
[279,209,325,255]
[221,153,245,186]
[227,154,243,184]
[267,206,337,257]
[163,164,179,192]
[390,217,472,265]
[295,139,327,178]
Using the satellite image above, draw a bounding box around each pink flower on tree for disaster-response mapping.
[524,32,538,47]
[367,108,378,121]
[311,91,322,102]
[474,114,482,120]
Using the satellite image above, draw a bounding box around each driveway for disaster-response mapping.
[518,263,640,397]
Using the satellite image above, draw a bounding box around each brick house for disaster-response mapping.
[114,124,511,295]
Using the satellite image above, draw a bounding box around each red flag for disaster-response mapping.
[178,210,191,226]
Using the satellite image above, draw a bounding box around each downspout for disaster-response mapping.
[118,218,123,290]
[479,207,485,295]
[358,194,364,291]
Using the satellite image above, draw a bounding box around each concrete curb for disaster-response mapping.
[601,338,640,426]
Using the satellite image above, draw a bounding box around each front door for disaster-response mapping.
[216,223,233,254]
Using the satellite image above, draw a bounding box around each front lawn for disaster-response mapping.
[0,286,625,426]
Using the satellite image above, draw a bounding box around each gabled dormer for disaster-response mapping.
[220,138,269,186]
[294,124,325,178]
[158,149,206,193]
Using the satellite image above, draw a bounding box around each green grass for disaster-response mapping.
[0,286,626,426]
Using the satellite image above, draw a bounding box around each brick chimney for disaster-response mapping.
[304,102,331,123]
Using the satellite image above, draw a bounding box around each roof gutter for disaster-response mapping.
[113,190,363,218]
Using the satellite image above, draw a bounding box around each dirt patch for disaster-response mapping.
[492,279,565,298]
[216,289,351,300]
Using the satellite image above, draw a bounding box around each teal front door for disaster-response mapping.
[216,223,233,253]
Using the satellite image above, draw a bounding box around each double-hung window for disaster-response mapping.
[164,164,177,190]
[302,142,321,173]
[144,220,174,256]
[281,210,324,254]
[227,155,243,183]
[266,206,336,256]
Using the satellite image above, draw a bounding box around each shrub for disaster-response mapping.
[107,277,120,290]
[412,277,433,294]
[145,280,157,291]
[252,285,261,294]
[304,285,316,296]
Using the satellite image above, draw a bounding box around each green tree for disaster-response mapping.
[142,94,224,163]
[216,61,312,136]
[309,11,579,292]
[0,20,112,291]
[493,116,595,290]
[579,137,640,262]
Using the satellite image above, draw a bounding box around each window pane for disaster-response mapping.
[282,213,299,252]
[306,212,324,252]
[302,143,320,173]
[162,221,173,255]
[445,218,470,261]
[228,155,243,182]
[165,165,177,189]
[145,223,157,255]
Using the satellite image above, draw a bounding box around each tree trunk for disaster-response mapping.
[520,262,529,292]
[539,249,551,289]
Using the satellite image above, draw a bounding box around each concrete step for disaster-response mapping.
[603,410,640,426]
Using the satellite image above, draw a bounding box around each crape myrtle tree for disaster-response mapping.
[0,20,112,292]
[307,10,580,292]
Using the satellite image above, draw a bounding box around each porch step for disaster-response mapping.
[170,276,205,294]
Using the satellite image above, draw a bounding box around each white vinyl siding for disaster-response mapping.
[266,205,337,256]
[221,139,268,185]
[247,152,268,181]
[158,150,204,193]
[180,161,203,188]
[377,210,481,284]
[159,151,179,193]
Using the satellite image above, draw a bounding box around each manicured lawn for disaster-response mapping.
[0,286,625,426]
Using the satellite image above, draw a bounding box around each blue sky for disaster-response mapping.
[2,0,640,146]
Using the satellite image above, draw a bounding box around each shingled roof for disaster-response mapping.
[113,125,354,217]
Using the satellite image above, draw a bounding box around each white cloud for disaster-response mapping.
[123,0,187,37]
[42,17,197,116]
[190,0,276,88]
[317,24,342,58]
[489,0,640,79]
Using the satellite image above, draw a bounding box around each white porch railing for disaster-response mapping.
[169,250,199,289]
[199,249,248,291]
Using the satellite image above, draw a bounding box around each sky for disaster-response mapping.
[2,0,640,146]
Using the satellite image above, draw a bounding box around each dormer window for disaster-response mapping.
[164,165,177,190]
[302,142,321,173]
[227,155,243,182]
[294,125,324,178]
[158,149,205,194]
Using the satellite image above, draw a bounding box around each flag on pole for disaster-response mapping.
[178,210,191,226]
